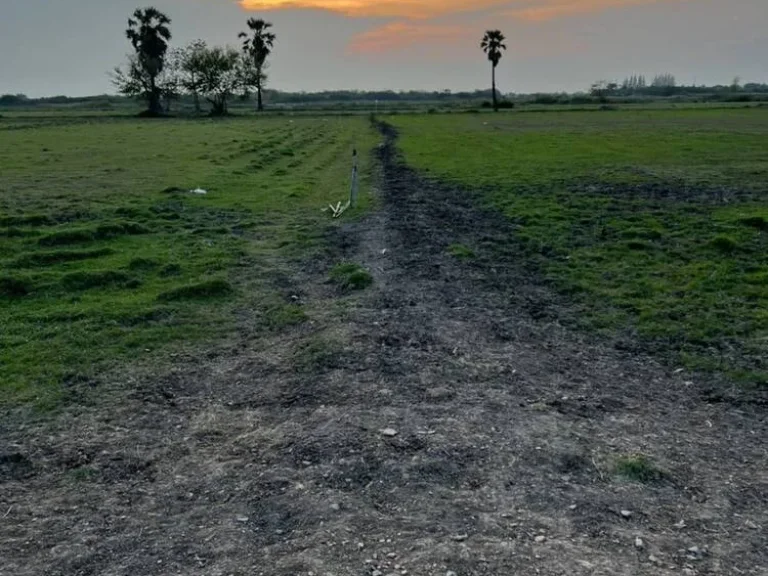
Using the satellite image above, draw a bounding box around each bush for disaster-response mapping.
[710,235,738,254]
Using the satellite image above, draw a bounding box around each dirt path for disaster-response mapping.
[1,125,766,576]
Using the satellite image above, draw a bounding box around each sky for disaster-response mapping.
[1,0,766,97]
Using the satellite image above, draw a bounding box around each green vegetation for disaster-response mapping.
[448,243,476,260]
[392,109,768,384]
[330,262,374,291]
[615,454,668,484]
[0,115,376,406]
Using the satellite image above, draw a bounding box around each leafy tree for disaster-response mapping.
[178,40,208,113]
[113,7,172,115]
[239,19,276,111]
[197,46,241,116]
[481,30,507,112]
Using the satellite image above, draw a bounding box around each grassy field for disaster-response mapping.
[391,108,768,385]
[0,115,376,406]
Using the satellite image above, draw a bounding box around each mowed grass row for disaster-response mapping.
[391,109,768,384]
[0,116,377,406]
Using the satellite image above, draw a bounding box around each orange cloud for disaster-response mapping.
[348,22,473,53]
[239,0,511,19]
[505,0,670,21]
[240,0,683,21]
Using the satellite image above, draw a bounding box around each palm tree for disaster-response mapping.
[239,18,276,111]
[126,7,172,115]
[481,30,507,112]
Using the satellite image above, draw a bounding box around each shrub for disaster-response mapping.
[710,235,738,254]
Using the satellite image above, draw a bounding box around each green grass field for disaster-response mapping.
[0,115,376,406]
[391,109,768,384]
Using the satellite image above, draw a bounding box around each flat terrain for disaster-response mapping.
[392,109,768,385]
[1,108,766,576]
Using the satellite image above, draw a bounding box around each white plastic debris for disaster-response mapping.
[189,188,208,195]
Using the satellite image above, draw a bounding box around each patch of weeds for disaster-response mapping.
[614,454,667,484]
[68,466,99,482]
[264,303,308,330]
[330,262,373,291]
[60,270,134,291]
[13,248,114,268]
[0,276,33,298]
[0,214,53,227]
[448,243,476,260]
[127,257,159,272]
[1,227,38,238]
[739,216,768,231]
[157,279,232,302]
[38,228,94,247]
[710,235,739,254]
[159,263,182,277]
[292,335,344,373]
[95,221,151,238]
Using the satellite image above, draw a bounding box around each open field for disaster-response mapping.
[392,108,768,385]
[1,109,766,576]
[0,115,377,406]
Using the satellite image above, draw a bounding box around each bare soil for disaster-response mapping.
[1,124,766,576]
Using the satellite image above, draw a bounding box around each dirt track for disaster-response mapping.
[1,124,766,576]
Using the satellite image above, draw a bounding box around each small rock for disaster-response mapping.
[745,520,758,530]
[568,504,577,510]
[674,519,686,529]
[620,510,633,518]
[687,545,703,559]
[648,555,660,565]
[380,428,398,437]
[387,552,397,558]
[446,572,457,576]
[534,535,546,543]
[236,516,249,523]
[635,537,644,549]
[683,569,695,576]
[372,571,383,576]
[452,534,468,542]
[358,542,365,550]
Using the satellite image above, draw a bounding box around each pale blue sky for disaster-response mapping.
[1,0,766,97]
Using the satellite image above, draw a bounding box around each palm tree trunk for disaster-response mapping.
[492,63,498,112]
[257,85,263,111]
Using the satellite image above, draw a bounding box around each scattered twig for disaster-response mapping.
[2,506,12,518]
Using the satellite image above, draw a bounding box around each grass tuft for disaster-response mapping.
[157,279,232,302]
[38,228,95,247]
[710,235,739,253]
[448,243,476,260]
[330,262,374,291]
[0,276,33,298]
[60,270,135,291]
[13,248,114,268]
[614,454,667,484]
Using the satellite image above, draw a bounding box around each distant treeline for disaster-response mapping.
[2,83,768,109]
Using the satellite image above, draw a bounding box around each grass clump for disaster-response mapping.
[60,270,135,291]
[330,262,373,291]
[614,454,667,484]
[263,303,308,330]
[0,276,33,298]
[13,248,114,268]
[157,278,232,302]
[448,243,476,260]
[127,257,159,271]
[710,235,739,253]
[739,216,768,231]
[38,228,95,247]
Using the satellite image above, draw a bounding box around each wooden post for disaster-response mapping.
[350,148,359,207]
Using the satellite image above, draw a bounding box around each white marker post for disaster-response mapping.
[350,148,359,208]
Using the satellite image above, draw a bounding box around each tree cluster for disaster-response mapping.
[112,7,276,116]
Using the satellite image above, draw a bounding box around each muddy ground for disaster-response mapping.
[1,125,766,576]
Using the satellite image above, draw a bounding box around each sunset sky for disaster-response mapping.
[1,0,766,97]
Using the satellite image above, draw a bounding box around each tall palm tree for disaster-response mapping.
[481,30,507,112]
[239,18,276,111]
[126,7,172,115]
